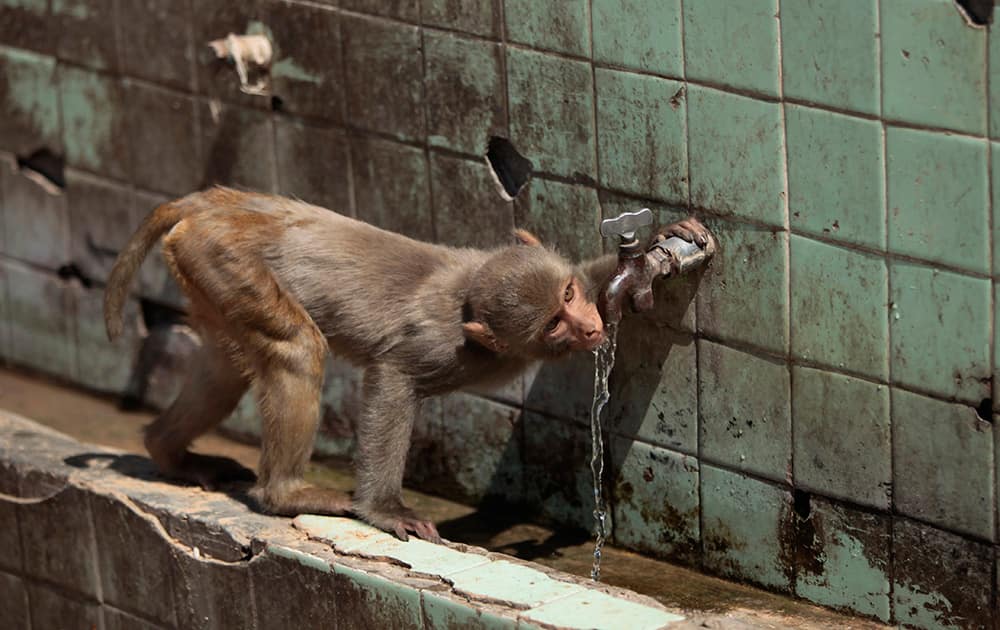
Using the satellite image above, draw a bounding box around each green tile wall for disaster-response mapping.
[0,1,997,627]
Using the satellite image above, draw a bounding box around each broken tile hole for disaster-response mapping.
[270,95,284,112]
[793,489,811,520]
[140,298,187,330]
[57,263,92,288]
[955,0,992,25]
[976,398,993,423]
[16,148,65,194]
[485,136,533,201]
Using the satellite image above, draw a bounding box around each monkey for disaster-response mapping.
[103,186,710,543]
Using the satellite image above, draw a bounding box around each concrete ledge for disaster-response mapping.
[0,411,685,629]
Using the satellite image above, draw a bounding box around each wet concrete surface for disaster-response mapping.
[0,366,886,629]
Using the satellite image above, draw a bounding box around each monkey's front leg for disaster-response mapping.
[352,364,441,543]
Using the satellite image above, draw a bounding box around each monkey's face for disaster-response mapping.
[538,276,604,356]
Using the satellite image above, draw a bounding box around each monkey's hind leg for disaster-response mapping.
[143,332,256,488]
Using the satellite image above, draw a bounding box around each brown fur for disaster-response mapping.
[104,187,704,542]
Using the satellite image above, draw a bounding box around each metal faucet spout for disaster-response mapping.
[598,209,716,326]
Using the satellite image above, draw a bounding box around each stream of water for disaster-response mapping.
[589,322,618,581]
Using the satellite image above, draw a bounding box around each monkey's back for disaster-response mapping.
[245,194,487,371]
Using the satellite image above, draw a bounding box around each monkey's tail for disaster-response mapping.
[104,201,190,341]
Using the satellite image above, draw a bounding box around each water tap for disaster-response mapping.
[598,208,717,325]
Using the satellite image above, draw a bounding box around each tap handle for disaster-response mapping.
[600,208,653,242]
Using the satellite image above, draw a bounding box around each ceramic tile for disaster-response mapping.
[424,31,505,155]
[792,366,890,509]
[504,0,589,56]
[611,438,699,563]
[790,235,889,379]
[591,0,682,77]
[507,47,596,179]
[684,0,780,96]
[595,68,687,203]
[795,498,890,622]
[882,0,987,134]
[886,126,988,274]
[342,14,424,140]
[698,340,791,482]
[422,0,499,37]
[780,0,879,114]
[894,518,993,629]
[893,388,994,541]
[786,104,885,249]
[521,588,684,629]
[890,261,990,403]
[514,177,602,261]
[701,464,792,591]
[696,216,789,353]
[687,85,786,226]
[0,46,59,155]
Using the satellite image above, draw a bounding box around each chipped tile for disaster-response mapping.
[447,560,581,608]
[882,0,987,134]
[893,388,994,541]
[507,47,595,180]
[611,438,699,564]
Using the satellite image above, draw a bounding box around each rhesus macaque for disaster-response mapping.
[104,187,709,543]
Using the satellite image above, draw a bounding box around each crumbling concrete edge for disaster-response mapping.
[0,411,685,629]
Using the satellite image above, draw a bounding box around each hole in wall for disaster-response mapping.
[485,136,533,201]
[57,263,92,288]
[140,298,186,330]
[793,489,812,520]
[955,0,993,25]
[976,398,993,423]
[16,147,66,194]
[270,95,284,112]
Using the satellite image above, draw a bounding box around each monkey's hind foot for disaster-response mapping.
[356,504,442,544]
[160,452,257,490]
[251,484,353,518]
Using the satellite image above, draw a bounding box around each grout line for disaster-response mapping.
[677,0,707,570]
[875,0,898,621]
[775,0,800,593]
[416,3,438,244]
[335,13,358,219]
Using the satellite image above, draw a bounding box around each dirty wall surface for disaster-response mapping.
[0,0,997,627]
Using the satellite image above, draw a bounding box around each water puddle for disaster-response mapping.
[589,322,618,581]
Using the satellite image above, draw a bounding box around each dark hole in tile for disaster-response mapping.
[955,0,993,25]
[270,95,284,112]
[976,398,993,423]
[140,297,186,329]
[793,489,811,520]
[485,136,533,201]
[57,263,92,288]
[16,147,66,191]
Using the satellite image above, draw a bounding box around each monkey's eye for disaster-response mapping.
[563,284,574,303]
[545,316,560,333]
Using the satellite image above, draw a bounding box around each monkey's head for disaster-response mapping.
[462,232,604,359]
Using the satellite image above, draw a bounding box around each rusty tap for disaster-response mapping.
[598,208,716,325]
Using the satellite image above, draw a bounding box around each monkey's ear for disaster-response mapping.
[462,321,508,353]
[513,228,542,247]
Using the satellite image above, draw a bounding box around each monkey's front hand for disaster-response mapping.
[356,502,442,544]
[654,217,711,247]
